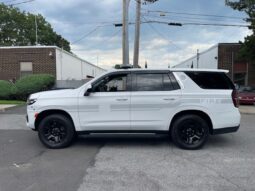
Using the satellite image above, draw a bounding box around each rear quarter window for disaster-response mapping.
[185,72,235,90]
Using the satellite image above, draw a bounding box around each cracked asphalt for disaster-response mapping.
[0,106,255,191]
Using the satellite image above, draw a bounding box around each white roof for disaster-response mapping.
[108,68,229,73]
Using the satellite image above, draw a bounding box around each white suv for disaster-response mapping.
[27,69,240,150]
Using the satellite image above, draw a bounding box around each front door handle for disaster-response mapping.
[163,98,176,101]
[116,98,128,101]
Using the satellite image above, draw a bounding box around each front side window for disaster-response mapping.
[93,73,128,92]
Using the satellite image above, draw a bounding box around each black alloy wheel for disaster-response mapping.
[38,114,75,149]
[171,114,209,150]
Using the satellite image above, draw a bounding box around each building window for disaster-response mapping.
[20,62,33,77]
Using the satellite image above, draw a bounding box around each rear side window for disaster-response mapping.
[185,72,234,90]
[134,73,180,91]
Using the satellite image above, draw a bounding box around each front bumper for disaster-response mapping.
[212,125,240,135]
[26,108,36,130]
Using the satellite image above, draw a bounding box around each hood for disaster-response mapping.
[29,89,76,99]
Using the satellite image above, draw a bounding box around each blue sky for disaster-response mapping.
[10,0,252,69]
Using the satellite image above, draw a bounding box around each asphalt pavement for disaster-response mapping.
[0,106,255,191]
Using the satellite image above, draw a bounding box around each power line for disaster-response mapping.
[71,24,113,45]
[71,27,101,45]
[142,8,246,20]
[142,13,247,24]
[181,22,250,27]
[141,16,182,50]
[7,0,35,6]
[72,28,122,51]
[142,18,250,27]
[1,0,19,3]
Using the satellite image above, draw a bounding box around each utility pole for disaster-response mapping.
[35,15,38,45]
[122,0,131,68]
[133,0,141,68]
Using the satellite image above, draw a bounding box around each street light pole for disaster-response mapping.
[122,0,130,67]
[133,0,141,68]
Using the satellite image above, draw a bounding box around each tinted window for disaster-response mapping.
[134,73,179,91]
[185,72,234,90]
[93,74,128,92]
[136,74,162,91]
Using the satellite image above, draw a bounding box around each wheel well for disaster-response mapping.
[34,109,75,130]
[170,110,213,134]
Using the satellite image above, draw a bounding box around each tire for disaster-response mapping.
[171,114,209,150]
[38,114,75,149]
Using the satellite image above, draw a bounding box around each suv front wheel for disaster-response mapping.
[38,114,75,149]
[171,114,209,150]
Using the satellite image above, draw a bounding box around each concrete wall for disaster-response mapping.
[55,48,105,80]
[174,45,218,69]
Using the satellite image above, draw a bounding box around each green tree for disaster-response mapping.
[0,3,71,51]
[226,0,255,61]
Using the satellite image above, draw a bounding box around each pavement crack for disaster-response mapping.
[14,150,46,166]
[76,142,105,191]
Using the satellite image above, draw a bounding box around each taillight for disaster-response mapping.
[232,89,239,108]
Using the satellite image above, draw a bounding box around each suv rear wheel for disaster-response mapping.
[171,114,209,150]
[38,114,75,149]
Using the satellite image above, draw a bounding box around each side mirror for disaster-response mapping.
[84,84,93,96]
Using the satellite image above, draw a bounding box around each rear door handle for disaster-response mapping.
[116,98,128,101]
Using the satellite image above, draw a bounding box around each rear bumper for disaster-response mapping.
[212,125,240,135]
[239,99,255,105]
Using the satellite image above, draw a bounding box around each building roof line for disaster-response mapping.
[174,42,241,67]
[0,45,58,49]
[0,45,105,71]
[55,47,105,71]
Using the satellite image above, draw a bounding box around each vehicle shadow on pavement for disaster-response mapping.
[73,134,236,149]
[74,134,171,147]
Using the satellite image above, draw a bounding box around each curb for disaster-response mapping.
[239,112,255,115]
[0,105,18,113]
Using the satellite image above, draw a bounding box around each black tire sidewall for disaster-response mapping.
[171,114,209,150]
[38,114,75,149]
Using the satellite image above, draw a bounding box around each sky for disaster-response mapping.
[4,0,253,69]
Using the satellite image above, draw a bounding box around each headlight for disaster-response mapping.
[27,98,37,105]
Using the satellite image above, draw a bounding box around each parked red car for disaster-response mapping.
[238,86,255,105]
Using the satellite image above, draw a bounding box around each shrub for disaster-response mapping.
[0,80,17,100]
[15,74,55,100]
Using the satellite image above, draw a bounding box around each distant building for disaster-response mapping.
[0,46,105,82]
[174,43,255,86]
